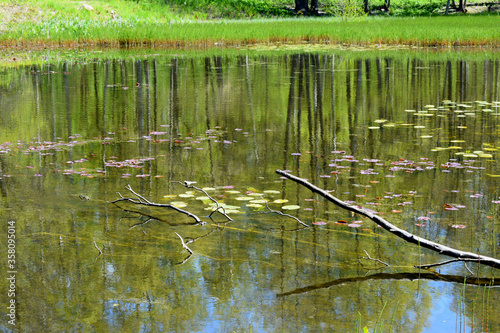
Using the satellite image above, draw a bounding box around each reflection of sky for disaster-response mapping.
[425,282,459,333]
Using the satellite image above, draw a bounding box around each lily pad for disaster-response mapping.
[273,199,289,204]
[235,196,254,201]
[263,190,280,194]
[281,205,300,210]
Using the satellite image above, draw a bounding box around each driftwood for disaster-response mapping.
[276,170,500,270]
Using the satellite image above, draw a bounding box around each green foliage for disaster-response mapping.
[330,0,367,21]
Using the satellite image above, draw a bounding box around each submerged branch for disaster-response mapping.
[276,169,500,270]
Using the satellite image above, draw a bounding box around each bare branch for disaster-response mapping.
[263,200,309,228]
[93,241,103,262]
[414,258,485,270]
[172,181,233,221]
[358,250,390,269]
[112,189,205,225]
[175,232,193,254]
[276,169,500,270]
[94,241,103,255]
[129,218,154,230]
[125,184,151,204]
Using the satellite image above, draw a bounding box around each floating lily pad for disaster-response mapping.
[247,192,264,196]
[263,190,280,194]
[202,187,216,191]
[246,203,263,208]
[281,205,300,210]
[273,199,289,204]
[225,190,241,194]
[250,199,267,204]
[235,196,254,201]
[170,201,187,208]
[178,193,194,198]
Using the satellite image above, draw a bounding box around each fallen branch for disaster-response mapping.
[175,232,193,254]
[358,250,390,269]
[263,200,309,228]
[112,185,205,225]
[172,181,233,221]
[415,258,483,271]
[276,169,500,270]
[93,241,103,262]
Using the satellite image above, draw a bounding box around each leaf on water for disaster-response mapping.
[348,223,361,228]
[281,205,300,210]
[178,193,194,198]
[273,199,289,204]
[202,187,216,191]
[451,224,466,229]
[170,201,187,208]
[235,196,254,201]
[368,126,380,130]
[250,199,267,204]
[247,192,264,196]
[312,221,327,225]
[163,195,177,199]
[247,203,263,208]
[263,190,280,194]
[225,190,241,194]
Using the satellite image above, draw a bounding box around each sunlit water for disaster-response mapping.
[0,51,499,332]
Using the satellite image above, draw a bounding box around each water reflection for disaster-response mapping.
[0,51,499,332]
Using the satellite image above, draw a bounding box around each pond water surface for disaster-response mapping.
[0,50,499,332]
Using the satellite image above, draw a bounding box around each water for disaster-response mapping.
[0,50,499,332]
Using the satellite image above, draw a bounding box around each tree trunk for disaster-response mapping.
[310,0,319,14]
[384,0,390,11]
[364,0,370,13]
[295,0,309,14]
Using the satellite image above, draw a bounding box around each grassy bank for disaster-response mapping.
[1,0,500,50]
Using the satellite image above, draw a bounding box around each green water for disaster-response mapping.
[0,51,499,332]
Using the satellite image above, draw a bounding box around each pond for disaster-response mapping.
[0,50,499,332]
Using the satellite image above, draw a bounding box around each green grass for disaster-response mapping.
[0,0,500,49]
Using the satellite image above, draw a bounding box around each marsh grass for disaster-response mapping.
[3,14,500,49]
[1,0,500,48]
